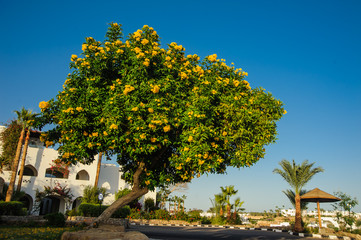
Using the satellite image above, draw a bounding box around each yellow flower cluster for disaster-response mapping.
[151,85,160,93]
[123,85,135,95]
[207,54,217,62]
[163,125,171,132]
[63,152,75,159]
[110,124,118,130]
[39,101,50,111]
[71,54,78,61]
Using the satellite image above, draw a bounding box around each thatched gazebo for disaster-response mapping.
[301,188,341,228]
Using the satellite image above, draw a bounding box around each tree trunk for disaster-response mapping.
[5,128,25,201]
[93,162,148,225]
[294,194,303,232]
[94,187,148,225]
[227,204,231,220]
[94,152,102,187]
[16,128,30,192]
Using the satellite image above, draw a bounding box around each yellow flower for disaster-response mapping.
[140,133,146,139]
[76,107,84,112]
[145,180,150,185]
[207,54,217,62]
[148,124,156,130]
[143,59,150,67]
[123,85,135,95]
[198,159,205,165]
[132,106,139,111]
[110,124,118,130]
[141,39,149,45]
[126,138,130,143]
[211,89,217,94]
[39,101,50,111]
[151,85,160,93]
[222,131,227,136]
[165,56,171,61]
[163,125,171,132]
[148,108,154,113]
[71,54,78,61]
[88,142,93,148]
[184,147,189,151]
[283,110,287,114]
[233,80,240,87]
[151,137,157,142]
[82,44,87,51]
[92,132,98,137]
[103,131,108,136]
[188,136,193,142]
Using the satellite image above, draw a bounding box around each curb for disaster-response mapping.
[130,222,357,239]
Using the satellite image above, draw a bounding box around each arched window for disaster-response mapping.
[18,165,38,176]
[76,170,89,180]
[45,168,68,179]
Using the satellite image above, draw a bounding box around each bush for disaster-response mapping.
[82,186,108,204]
[153,209,170,220]
[78,203,107,217]
[144,198,156,212]
[188,210,202,222]
[66,209,79,217]
[44,212,66,227]
[112,205,131,218]
[0,201,26,216]
[78,203,130,218]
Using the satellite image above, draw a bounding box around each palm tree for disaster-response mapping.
[273,159,324,232]
[94,152,103,187]
[6,108,36,201]
[283,189,309,210]
[220,185,238,220]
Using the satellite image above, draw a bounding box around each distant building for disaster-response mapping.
[0,125,156,215]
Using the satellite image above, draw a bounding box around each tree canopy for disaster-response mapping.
[39,23,285,192]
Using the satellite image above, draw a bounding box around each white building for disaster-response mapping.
[0,125,156,215]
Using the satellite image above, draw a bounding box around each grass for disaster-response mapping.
[0,225,83,240]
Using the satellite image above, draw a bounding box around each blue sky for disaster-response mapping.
[1,0,360,212]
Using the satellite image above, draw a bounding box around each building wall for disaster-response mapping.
[0,126,156,214]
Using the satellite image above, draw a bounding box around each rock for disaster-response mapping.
[61,224,148,240]
[123,231,149,240]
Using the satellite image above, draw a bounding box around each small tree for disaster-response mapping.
[0,121,22,171]
[82,185,108,204]
[332,191,358,231]
[38,23,285,224]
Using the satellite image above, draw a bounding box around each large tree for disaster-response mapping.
[5,107,36,201]
[38,23,285,224]
[273,159,323,232]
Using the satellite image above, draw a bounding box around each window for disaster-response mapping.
[45,168,68,179]
[76,170,89,180]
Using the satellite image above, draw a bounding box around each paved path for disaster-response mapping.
[129,225,321,240]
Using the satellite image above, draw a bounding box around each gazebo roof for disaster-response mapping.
[301,188,341,203]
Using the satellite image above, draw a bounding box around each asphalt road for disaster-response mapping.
[129,225,320,240]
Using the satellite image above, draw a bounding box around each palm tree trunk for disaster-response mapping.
[294,194,303,232]
[16,128,30,192]
[94,152,102,187]
[5,128,25,201]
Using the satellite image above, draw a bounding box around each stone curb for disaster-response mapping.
[130,222,357,240]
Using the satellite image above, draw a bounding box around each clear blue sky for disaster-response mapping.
[1,0,360,212]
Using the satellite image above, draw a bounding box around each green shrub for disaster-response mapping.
[201,216,211,224]
[0,201,25,216]
[188,210,202,222]
[66,209,79,217]
[112,205,131,218]
[78,203,107,217]
[153,209,170,220]
[144,198,156,211]
[82,186,108,204]
[78,203,130,218]
[44,212,66,227]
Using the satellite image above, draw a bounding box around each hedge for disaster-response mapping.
[0,201,26,216]
[78,203,130,218]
